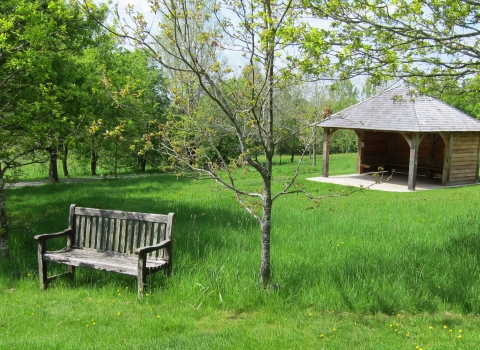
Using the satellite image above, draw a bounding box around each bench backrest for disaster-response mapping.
[68,204,174,260]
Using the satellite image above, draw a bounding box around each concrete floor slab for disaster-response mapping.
[306,173,446,192]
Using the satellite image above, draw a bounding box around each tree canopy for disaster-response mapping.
[304,0,480,88]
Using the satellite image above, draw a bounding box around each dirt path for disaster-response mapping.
[10,174,146,188]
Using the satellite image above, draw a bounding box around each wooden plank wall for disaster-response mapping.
[362,131,391,168]
[392,133,410,172]
[362,132,449,176]
[432,135,445,167]
[416,134,444,176]
[448,132,480,186]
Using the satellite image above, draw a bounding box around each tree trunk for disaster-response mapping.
[139,152,147,173]
[0,168,9,258]
[48,148,59,183]
[114,142,118,179]
[61,143,69,177]
[259,166,273,284]
[91,149,98,176]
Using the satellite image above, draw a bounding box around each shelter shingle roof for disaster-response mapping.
[314,84,480,132]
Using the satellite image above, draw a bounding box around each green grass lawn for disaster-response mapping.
[2,153,480,349]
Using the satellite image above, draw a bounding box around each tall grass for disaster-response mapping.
[2,153,480,348]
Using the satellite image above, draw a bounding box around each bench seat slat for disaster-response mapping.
[44,249,168,276]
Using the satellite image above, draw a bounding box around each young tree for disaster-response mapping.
[99,0,333,283]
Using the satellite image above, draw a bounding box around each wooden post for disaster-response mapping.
[408,134,419,190]
[440,132,453,186]
[322,128,338,177]
[356,130,365,174]
[312,126,317,167]
[400,133,425,191]
[322,128,330,177]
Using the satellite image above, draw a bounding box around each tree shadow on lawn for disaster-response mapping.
[3,175,257,288]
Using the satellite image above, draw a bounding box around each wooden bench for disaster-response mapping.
[34,204,175,296]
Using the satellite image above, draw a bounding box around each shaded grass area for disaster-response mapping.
[3,153,480,348]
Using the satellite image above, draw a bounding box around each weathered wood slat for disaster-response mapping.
[448,178,478,185]
[85,217,92,248]
[43,249,167,276]
[79,216,86,248]
[452,144,480,150]
[91,217,98,249]
[453,137,479,142]
[151,223,159,258]
[159,224,167,259]
[449,160,478,166]
[451,158,479,165]
[145,222,152,247]
[75,207,170,223]
[450,176,476,183]
[114,218,121,253]
[133,221,139,251]
[126,221,133,254]
[140,223,146,247]
[449,165,478,172]
[107,218,114,251]
[449,172,476,179]
[102,218,108,250]
[75,215,81,247]
[119,219,126,254]
[96,217,103,250]
[451,152,479,159]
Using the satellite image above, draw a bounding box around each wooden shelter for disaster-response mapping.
[314,85,480,190]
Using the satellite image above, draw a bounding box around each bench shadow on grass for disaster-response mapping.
[4,174,256,291]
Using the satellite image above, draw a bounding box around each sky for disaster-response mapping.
[96,0,251,66]
[93,0,350,80]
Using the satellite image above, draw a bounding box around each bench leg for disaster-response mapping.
[37,241,48,290]
[68,265,76,279]
[137,255,147,296]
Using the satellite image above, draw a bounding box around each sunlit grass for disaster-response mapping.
[3,153,480,348]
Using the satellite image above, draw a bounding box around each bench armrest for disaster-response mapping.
[135,239,172,255]
[34,229,73,242]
